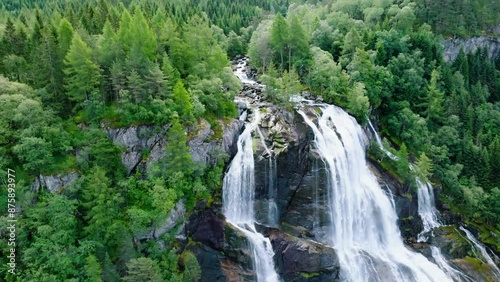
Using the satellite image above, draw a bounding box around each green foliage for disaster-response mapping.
[414,0,499,37]
[172,80,194,123]
[123,257,162,282]
[164,119,194,176]
[307,46,349,102]
[346,82,370,123]
[182,251,201,282]
[64,33,101,105]
[80,166,123,241]
[1,1,499,281]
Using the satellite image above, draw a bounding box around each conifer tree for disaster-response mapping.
[270,14,290,72]
[172,80,194,122]
[489,136,500,189]
[165,118,193,175]
[57,18,74,60]
[64,33,101,104]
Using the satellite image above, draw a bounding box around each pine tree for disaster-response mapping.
[270,14,290,72]
[172,80,194,122]
[489,136,500,189]
[144,63,166,99]
[164,118,193,175]
[57,18,74,60]
[129,7,157,61]
[64,33,101,104]
[85,255,102,282]
[117,9,133,53]
[81,166,123,242]
[288,16,310,76]
[123,258,162,282]
[127,69,145,103]
[424,70,445,127]
[161,54,180,95]
[98,20,122,69]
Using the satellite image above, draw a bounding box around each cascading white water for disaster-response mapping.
[222,108,280,282]
[368,120,442,241]
[430,246,474,282]
[234,59,257,85]
[367,119,471,281]
[256,127,279,227]
[299,105,452,282]
[417,180,441,242]
[367,119,397,160]
[460,226,500,278]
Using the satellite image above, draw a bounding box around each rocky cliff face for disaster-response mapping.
[103,124,171,175]
[102,119,243,176]
[441,37,500,62]
[31,172,79,193]
[183,88,428,281]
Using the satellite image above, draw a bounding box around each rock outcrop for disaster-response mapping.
[442,37,500,62]
[188,119,244,166]
[103,118,243,175]
[185,207,256,282]
[266,228,340,281]
[103,124,170,175]
[185,207,342,282]
[32,172,79,193]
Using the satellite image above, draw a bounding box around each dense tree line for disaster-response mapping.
[414,0,499,37]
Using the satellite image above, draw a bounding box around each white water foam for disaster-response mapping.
[299,105,452,282]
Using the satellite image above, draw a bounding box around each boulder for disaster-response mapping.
[266,228,340,281]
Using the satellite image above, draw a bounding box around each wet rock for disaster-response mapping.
[266,228,340,281]
[32,172,79,193]
[185,208,256,281]
[222,119,244,158]
[368,160,423,239]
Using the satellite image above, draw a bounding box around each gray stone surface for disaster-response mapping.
[32,172,79,193]
[442,37,500,62]
[103,124,170,175]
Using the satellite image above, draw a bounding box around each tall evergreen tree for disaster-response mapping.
[64,33,101,105]
[270,14,290,72]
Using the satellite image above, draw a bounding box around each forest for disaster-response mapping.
[0,0,499,281]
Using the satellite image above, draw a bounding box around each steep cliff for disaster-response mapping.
[441,37,500,62]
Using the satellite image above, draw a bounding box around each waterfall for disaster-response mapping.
[430,247,475,282]
[367,119,442,241]
[222,108,280,282]
[266,157,279,227]
[368,118,479,280]
[416,180,441,242]
[256,127,279,227]
[367,119,397,160]
[299,105,452,282]
[460,226,500,278]
[234,59,257,85]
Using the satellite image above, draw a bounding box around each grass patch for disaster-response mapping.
[300,272,320,278]
[467,219,500,253]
